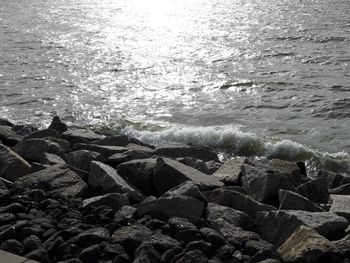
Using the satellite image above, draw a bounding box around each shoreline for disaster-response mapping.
[0,116,350,262]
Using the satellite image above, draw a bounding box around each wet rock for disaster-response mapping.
[62,128,104,143]
[89,161,144,202]
[134,243,161,263]
[40,153,66,165]
[79,244,101,263]
[277,226,342,263]
[72,143,129,158]
[137,196,205,223]
[0,239,24,255]
[330,183,350,195]
[143,234,181,252]
[174,229,203,243]
[0,119,14,127]
[62,150,105,172]
[48,116,68,133]
[176,157,210,174]
[108,149,152,167]
[0,125,22,146]
[297,177,329,204]
[103,243,125,257]
[93,135,129,146]
[114,205,137,224]
[205,160,222,174]
[83,193,129,211]
[24,129,60,139]
[244,239,274,256]
[168,217,197,232]
[330,194,350,221]
[24,248,50,263]
[0,203,26,214]
[318,169,350,189]
[127,143,155,153]
[212,157,246,185]
[153,157,223,194]
[14,138,66,161]
[23,235,43,252]
[0,144,31,181]
[199,227,226,248]
[0,225,15,243]
[161,181,208,202]
[15,164,89,197]
[155,141,219,161]
[278,189,324,212]
[214,222,260,245]
[0,213,16,224]
[75,227,110,246]
[116,158,157,196]
[255,210,349,247]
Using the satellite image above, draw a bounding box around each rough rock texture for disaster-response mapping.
[48,116,67,133]
[72,143,129,158]
[176,157,210,174]
[62,128,104,143]
[278,189,324,212]
[297,177,329,204]
[212,157,246,185]
[330,183,350,195]
[0,125,22,146]
[82,193,129,210]
[92,135,129,146]
[330,194,350,221]
[40,153,66,166]
[161,181,208,202]
[62,150,105,172]
[24,129,59,140]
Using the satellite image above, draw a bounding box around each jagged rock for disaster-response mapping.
[318,169,350,189]
[161,181,208,202]
[277,226,342,263]
[206,203,255,231]
[134,243,161,262]
[117,158,157,196]
[330,195,350,221]
[255,210,349,247]
[89,161,144,202]
[215,222,260,245]
[199,228,226,248]
[72,143,129,158]
[114,205,137,224]
[0,144,31,181]
[24,129,59,139]
[15,164,88,197]
[40,153,66,165]
[103,243,125,257]
[48,116,67,133]
[82,193,129,210]
[62,150,105,172]
[25,248,50,263]
[168,217,197,232]
[244,239,274,256]
[278,189,324,212]
[62,128,104,143]
[153,158,223,194]
[143,234,181,252]
[205,160,222,174]
[137,196,205,223]
[92,135,129,146]
[0,125,22,146]
[14,138,66,161]
[111,224,153,251]
[79,244,101,263]
[0,119,14,127]
[332,234,350,258]
[297,177,329,204]
[23,235,43,252]
[240,159,303,205]
[155,141,218,161]
[160,246,183,263]
[176,157,210,174]
[212,157,246,185]
[127,143,155,153]
[108,149,152,167]
[75,227,110,245]
[13,125,38,136]
[330,183,350,195]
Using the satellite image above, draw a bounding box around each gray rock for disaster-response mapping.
[15,164,88,197]
[62,150,105,172]
[215,222,260,245]
[153,158,223,194]
[176,157,210,174]
[137,195,205,223]
[0,239,24,255]
[62,128,104,143]
[255,210,349,247]
[89,161,144,202]
[0,125,22,146]
[161,181,208,202]
[48,116,67,133]
[116,158,157,196]
[318,169,350,189]
[332,234,350,258]
[79,244,101,263]
[75,227,110,245]
[24,248,50,263]
[199,227,226,248]
[168,217,197,231]
[277,226,342,263]
[155,141,218,161]
[40,153,66,165]
[278,189,324,212]
[114,205,137,224]
[143,234,181,252]
[0,119,14,127]
[330,183,350,195]
[212,157,246,185]
[126,143,155,154]
[14,138,65,161]
[0,144,31,181]
[330,194,350,221]
[297,177,329,204]
[72,143,129,158]
[173,249,208,263]
[205,160,222,174]
[82,193,129,210]
[24,129,59,140]
[108,149,152,167]
[92,135,129,146]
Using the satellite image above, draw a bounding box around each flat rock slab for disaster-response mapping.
[82,193,129,211]
[161,181,208,202]
[279,189,324,212]
[330,194,350,221]
[15,164,88,198]
[89,161,144,202]
[0,249,39,263]
[40,153,66,165]
[212,157,246,185]
[62,150,105,172]
[0,144,31,182]
[330,183,350,195]
[297,177,329,204]
[62,128,104,143]
[72,143,129,158]
[153,158,223,194]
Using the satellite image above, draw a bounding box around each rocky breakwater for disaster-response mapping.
[0,116,349,263]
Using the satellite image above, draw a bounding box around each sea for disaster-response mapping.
[1,0,349,174]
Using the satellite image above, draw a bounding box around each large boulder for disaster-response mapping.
[153,158,223,194]
[176,157,210,174]
[161,181,208,202]
[277,226,342,263]
[62,128,104,143]
[14,139,65,161]
[154,141,218,161]
[40,153,66,165]
[92,135,129,146]
[297,177,329,204]
[72,143,129,158]
[82,193,129,211]
[0,144,31,181]
[255,210,349,247]
[278,189,324,212]
[48,116,67,133]
[332,234,350,258]
[329,183,350,195]
[88,161,144,202]
[108,149,152,167]
[329,195,350,221]
[15,164,88,197]
[24,129,59,140]
[62,150,105,172]
[212,157,246,185]
[0,125,22,146]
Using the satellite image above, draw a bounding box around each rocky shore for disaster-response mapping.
[0,116,350,263]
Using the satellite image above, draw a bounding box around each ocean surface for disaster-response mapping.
[1,0,349,173]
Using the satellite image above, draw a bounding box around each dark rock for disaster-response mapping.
[330,194,350,221]
[89,161,144,202]
[114,254,131,263]
[318,169,350,189]
[40,152,66,165]
[0,225,15,242]
[332,234,350,258]
[44,235,63,254]
[0,144,31,181]
[21,225,45,239]
[72,143,129,158]
[0,202,26,214]
[160,246,183,263]
[212,157,246,185]
[15,164,88,197]
[249,248,280,263]
[103,243,125,257]
[155,141,218,161]
[176,157,210,174]
[75,227,110,245]
[199,227,226,249]
[217,244,235,259]
[0,213,16,224]
[168,217,197,232]
[62,128,104,143]
[161,181,208,202]
[153,158,223,194]
[24,248,50,263]
[0,119,14,127]
[278,189,325,212]
[174,229,203,243]
[330,183,350,195]
[62,150,105,172]
[214,222,260,245]
[277,225,342,263]
[24,129,59,139]
[23,235,43,252]
[93,135,129,146]
[27,189,47,201]
[0,239,24,255]
[137,196,205,223]
[297,177,329,204]
[126,143,155,154]
[0,125,22,146]
[244,239,273,256]
[185,240,212,254]
[114,205,137,224]
[143,234,181,252]
[48,116,68,133]
[205,160,222,175]
[83,193,129,211]
[135,243,161,262]
[79,244,101,263]
[173,249,208,263]
[108,149,152,167]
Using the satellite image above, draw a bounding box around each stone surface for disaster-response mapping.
[62,150,105,172]
[72,143,129,158]
[0,125,22,146]
[278,189,324,212]
[212,157,246,185]
[15,164,88,197]
[176,157,210,174]
[0,144,31,181]
[48,116,67,133]
[82,193,129,210]
[153,158,223,194]
[75,227,110,245]
[0,249,39,263]
[92,135,129,146]
[40,153,66,165]
[89,161,144,202]
[330,194,350,221]
[329,183,350,195]
[24,129,59,140]
[143,234,181,252]
[137,196,205,223]
[108,149,152,167]
[114,205,137,224]
[297,177,329,204]
[332,234,350,258]
[277,226,342,263]
[161,181,208,202]
[62,128,104,143]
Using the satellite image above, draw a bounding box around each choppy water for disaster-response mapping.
[1,0,349,172]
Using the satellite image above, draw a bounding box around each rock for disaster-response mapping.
[0,119,14,127]
[83,193,129,211]
[62,128,104,143]
[75,227,110,245]
[297,177,329,204]
[155,141,218,161]
[134,243,160,262]
[206,203,255,231]
[332,234,350,258]
[116,158,157,196]
[168,217,197,231]
[199,228,226,248]
[318,169,350,189]
[103,243,125,257]
[72,143,129,158]
[217,244,235,259]
[114,205,137,224]
[15,164,88,197]
[0,125,22,146]
[0,203,26,214]
[255,210,349,247]
[173,249,208,263]
[14,138,65,161]
[244,239,274,256]
[13,125,38,136]
[62,150,105,172]
[0,213,16,225]
[137,195,205,223]
[24,129,60,140]
[127,143,155,153]
[160,246,183,263]
[24,248,50,263]
[108,149,152,167]
[174,229,203,243]
[330,195,350,221]
[277,226,342,263]
[330,183,350,195]
[176,157,210,174]
[153,158,223,194]
[143,234,181,252]
[216,222,260,245]
[0,144,31,181]
[40,153,66,165]
[161,181,208,202]
[79,244,101,263]
[212,157,246,185]
[111,224,153,251]
[241,159,303,205]
[205,160,222,174]
[278,189,324,212]
[0,239,24,255]
[93,135,129,146]
[48,116,67,133]
[89,161,144,202]
[23,235,43,252]
[185,240,212,254]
